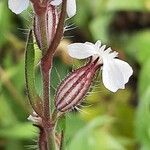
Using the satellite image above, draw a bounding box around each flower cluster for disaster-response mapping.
[8,0,133,112]
[8,1,133,149]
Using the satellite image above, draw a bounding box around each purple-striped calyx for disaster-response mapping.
[34,4,59,51]
[55,58,101,112]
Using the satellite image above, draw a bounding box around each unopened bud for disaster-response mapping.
[34,5,58,51]
[55,58,101,112]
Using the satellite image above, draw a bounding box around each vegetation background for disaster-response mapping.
[0,0,150,149]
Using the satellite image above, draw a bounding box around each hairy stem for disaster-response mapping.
[38,125,57,150]
[41,61,51,120]
[38,1,67,149]
[47,129,57,150]
[38,125,48,150]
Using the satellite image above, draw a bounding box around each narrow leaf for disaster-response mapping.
[25,30,42,116]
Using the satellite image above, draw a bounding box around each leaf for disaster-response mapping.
[90,13,114,43]
[25,30,42,115]
[138,59,150,98]
[0,123,37,139]
[125,30,150,65]
[65,113,85,142]
[0,0,12,47]
[0,94,18,126]
[74,0,90,27]
[135,87,150,149]
[57,116,66,132]
[136,59,150,149]
[67,116,126,150]
[57,113,85,150]
[33,35,42,66]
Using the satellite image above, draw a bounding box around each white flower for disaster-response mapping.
[8,0,29,14]
[68,41,133,92]
[51,0,76,18]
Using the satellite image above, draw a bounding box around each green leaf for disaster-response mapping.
[25,31,42,115]
[0,0,12,47]
[138,59,150,98]
[90,13,114,43]
[135,87,150,149]
[65,113,85,142]
[67,116,126,150]
[74,0,90,27]
[137,59,150,149]
[34,47,42,66]
[125,30,150,65]
[0,94,17,126]
[0,123,37,139]
[57,116,66,132]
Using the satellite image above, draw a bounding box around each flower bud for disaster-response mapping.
[34,5,58,51]
[55,58,101,112]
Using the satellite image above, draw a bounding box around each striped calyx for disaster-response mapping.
[34,4,58,51]
[55,58,101,112]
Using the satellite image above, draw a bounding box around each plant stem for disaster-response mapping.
[39,9,55,149]
[38,125,48,150]
[38,1,67,149]
[41,60,52,121]
[37,8,51,120]
[47,129,57,150]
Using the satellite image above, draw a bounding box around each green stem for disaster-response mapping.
[60,115,66,150]
[47,129,57,150]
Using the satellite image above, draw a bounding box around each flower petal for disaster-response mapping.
[102,59,125,92]
[114,59,133,83]
[8,0,29,14]
[67,0,76,18]
[50,0,62,6]
[68,43,97,59]
[95,40,101,49]
[85,42,95,47]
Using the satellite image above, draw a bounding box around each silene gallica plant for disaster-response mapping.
[8,0,133,150]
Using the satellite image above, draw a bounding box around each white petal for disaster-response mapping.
[95,40,101,49]
[50,0,62,6]
[114,59,133,83]
[67,0,76,18]
[68,43,97,59]
[8,0,29,14]
[85,42,95,47]
[102,59,125,92]
[99,45,106,52]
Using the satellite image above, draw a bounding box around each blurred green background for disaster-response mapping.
[0,0,150,149]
